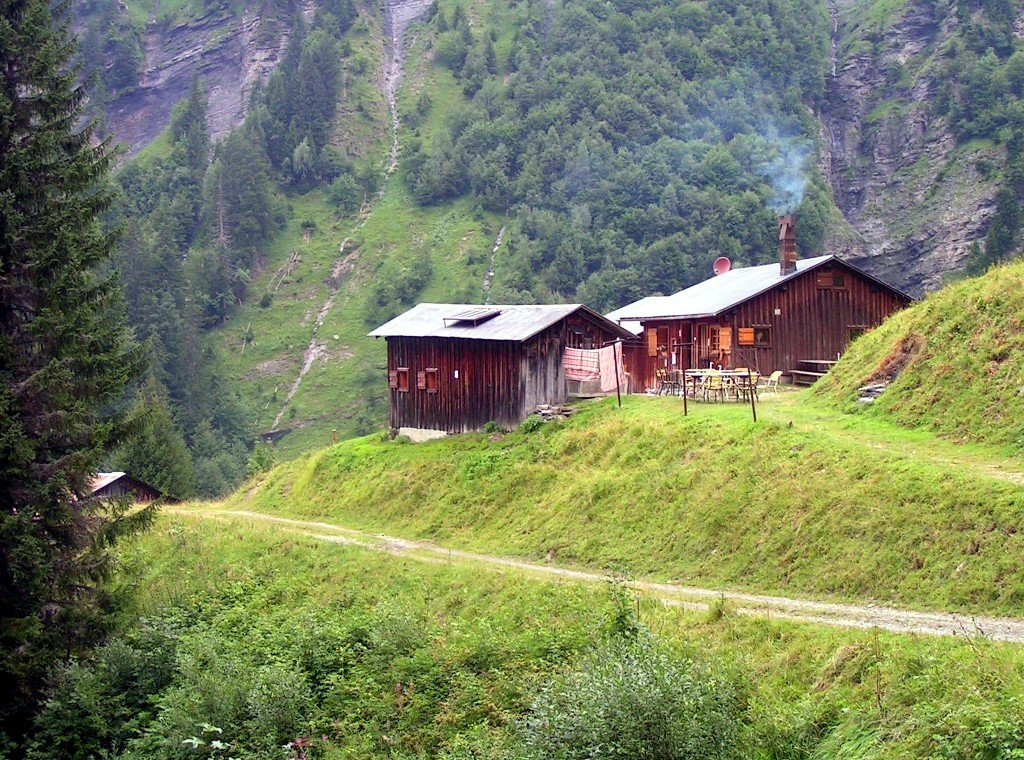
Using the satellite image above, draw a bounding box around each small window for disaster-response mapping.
[417,368,439,393]
[753,326,771,347]
[396,367,410,392]
[848,325,868,341]
[816,270,847,289]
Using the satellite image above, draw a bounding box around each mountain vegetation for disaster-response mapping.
[77,0,1022,490]
[404,0,834,308]
[0,0,152,743]
[6,0,1024,753]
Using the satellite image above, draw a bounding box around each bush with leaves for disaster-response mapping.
[515,634,747,759]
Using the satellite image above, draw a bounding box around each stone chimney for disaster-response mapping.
[779,214,797,276]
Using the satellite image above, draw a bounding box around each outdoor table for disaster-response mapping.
[683,369,757,400]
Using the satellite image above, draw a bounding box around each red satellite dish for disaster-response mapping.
[712,256,732,276]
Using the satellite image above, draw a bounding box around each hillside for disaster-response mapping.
[821,0,1024,290]
[79,0,1024,497]
[25,514,1024,758]
[816,259,1024,452]
[225,387,1024,615]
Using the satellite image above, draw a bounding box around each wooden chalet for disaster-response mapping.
[89,472,163,503]
[369,303,637,437]
[609,216,913,391]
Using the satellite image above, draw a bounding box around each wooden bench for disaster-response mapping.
[788,369,827,385]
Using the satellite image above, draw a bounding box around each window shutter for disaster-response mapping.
[388,370,398,389]
[647,327,658,357]
[416,371,427,390]
[738,327,754,346]
[719,327,732,349]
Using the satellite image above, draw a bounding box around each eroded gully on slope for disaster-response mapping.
[268,0,434,432]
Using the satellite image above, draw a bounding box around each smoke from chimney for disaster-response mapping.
[759,133,812,214]
[779,215,797,276]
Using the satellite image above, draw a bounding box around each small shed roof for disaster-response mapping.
[612,255,911,321]
[90,472,127,493]
[369,303,636,342]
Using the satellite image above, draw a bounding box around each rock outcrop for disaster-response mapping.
[103,3,306,157]
[819,0,1009,296]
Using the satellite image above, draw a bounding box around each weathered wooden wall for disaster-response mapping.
[521,324,567,412]
[94,478,161,503]
[730,261,909,373]
[387,337,526,432]
[636,261,910,387]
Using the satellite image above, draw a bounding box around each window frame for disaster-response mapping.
[424,367,439,393]
[752,325,772,347]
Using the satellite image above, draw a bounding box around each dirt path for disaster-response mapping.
[171,507,1024,643]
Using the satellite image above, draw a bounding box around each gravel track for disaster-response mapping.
[171,508,1024,643]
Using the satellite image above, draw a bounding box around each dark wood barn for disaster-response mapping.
[89,472,163,503]
[609,217,912,390]
[369,304,636,437]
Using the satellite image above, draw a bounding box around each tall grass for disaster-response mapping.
[35,514,1024,758]
[816,259,1024,453]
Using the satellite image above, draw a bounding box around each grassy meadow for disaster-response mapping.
[33,511,1024,758]
[222,391,1024,616]
[816,259,1024,453]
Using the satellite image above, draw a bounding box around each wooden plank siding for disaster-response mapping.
[387,336,538,433]
[728,261,908,374]
[384,312,635,433]
[636,261,910,389]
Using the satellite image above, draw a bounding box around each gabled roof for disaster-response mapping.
[90,472,127,493]
[604,296,668,335]
[612,255,911,321]
[369,303,636,342]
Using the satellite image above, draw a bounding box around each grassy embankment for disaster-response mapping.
[219,387,1024,616]
[71,512,1024,758]
[816,259,1024,454]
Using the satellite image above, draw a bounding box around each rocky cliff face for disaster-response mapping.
[100,0,435,158]
[819,0,1022,296]
[103,2,310,157]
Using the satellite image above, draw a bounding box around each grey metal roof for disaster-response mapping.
[369,303,635,342]
[614,255,836,320]
[604,296,670,335]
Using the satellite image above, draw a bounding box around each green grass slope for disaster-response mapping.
[816,261,1024,453]
[59,513,1024,758]
[226,394,1024,615]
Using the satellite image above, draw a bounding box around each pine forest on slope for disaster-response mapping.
[82,0,1024,496]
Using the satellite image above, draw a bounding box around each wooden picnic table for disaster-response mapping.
[683,369,759,401]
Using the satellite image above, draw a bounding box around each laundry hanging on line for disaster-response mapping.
[562,347,600,381]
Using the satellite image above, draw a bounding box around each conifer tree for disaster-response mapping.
[0,0,149,740]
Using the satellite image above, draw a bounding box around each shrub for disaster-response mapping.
[515,635,747,759]
[259,292,273,308]
[518,415,545,434]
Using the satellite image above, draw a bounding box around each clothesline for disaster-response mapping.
[562,344,624,393]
